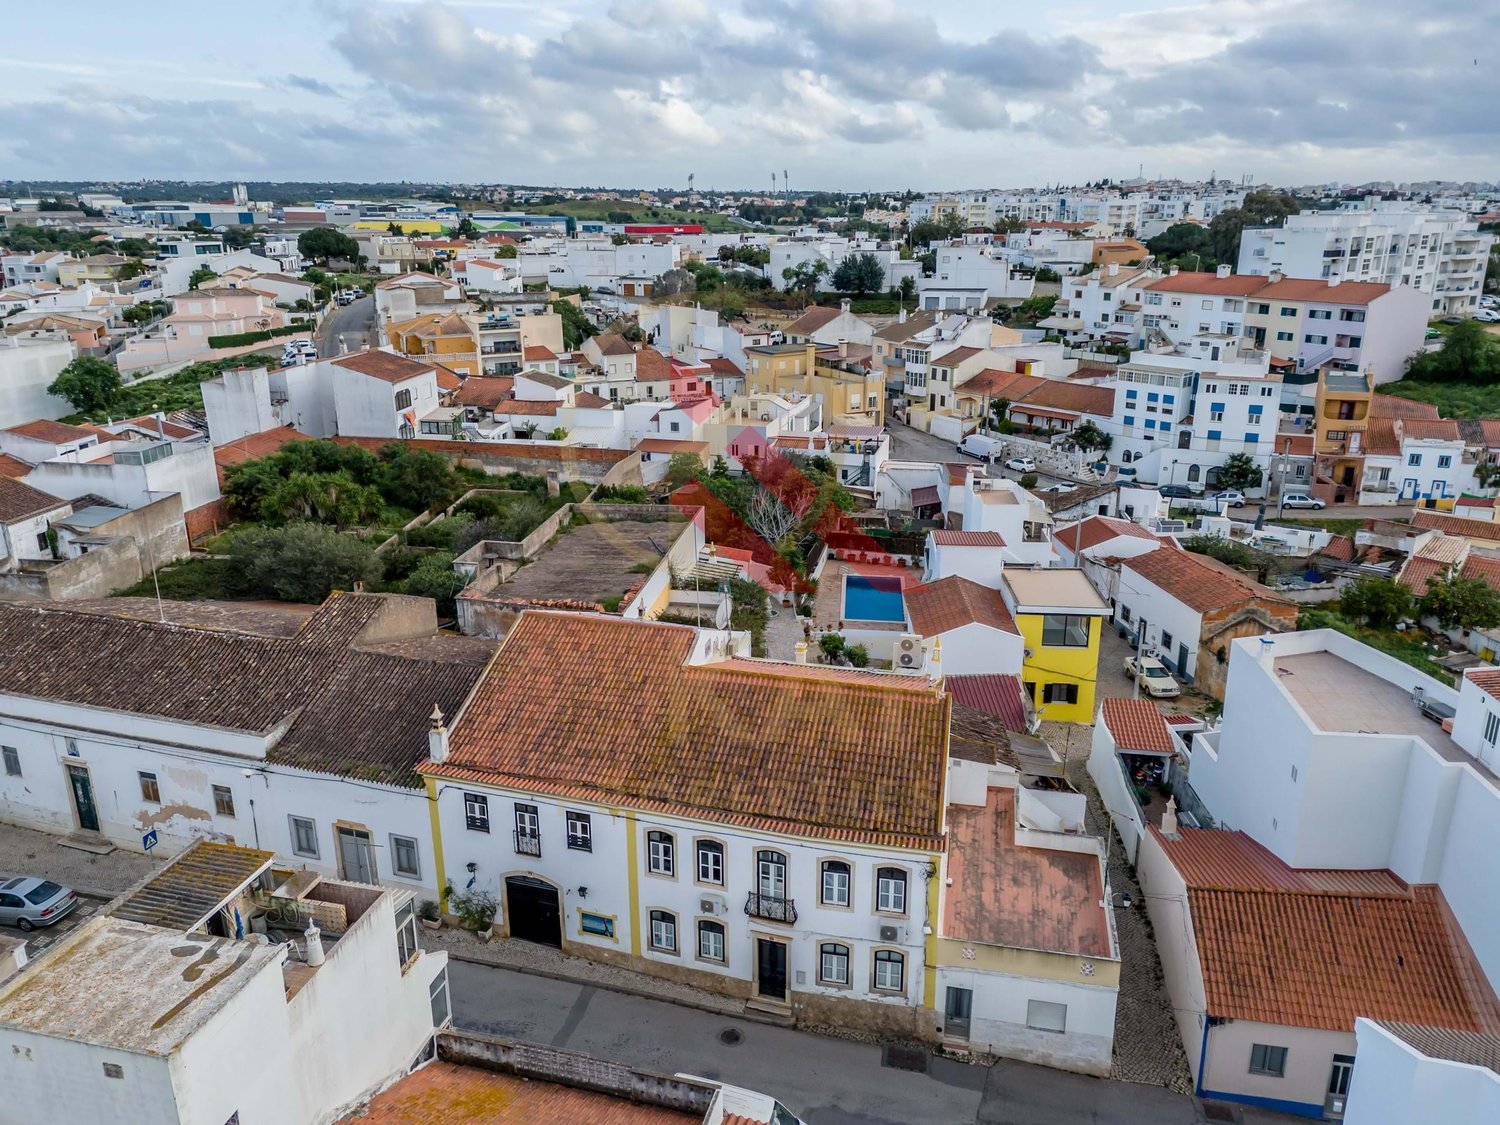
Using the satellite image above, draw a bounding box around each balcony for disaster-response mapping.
[513,830,541,858]
[480,343,520,356]
[745,893,797,924]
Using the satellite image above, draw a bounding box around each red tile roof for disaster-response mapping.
[523,345,558,362]
[1123,549,1293,615]
[1100,698,1175,755]
[1320,534,1357,562]
[212,426,312,479]
[1015,380,1115,418]
[0,453,33,479]
[946,673,1029,732]
[574,390,610,407]
[1362,417,1403,456]
[1398,556,1448,594]
[960,369,1046,400]
[634,347,670,381]
[119,415,201,441]
[593,333,636,357]
[1411,511,1500,543]
[433,365,463,391]
[1253,277,1392,305]
[1466,667,1500,703]
[944,462,975,485]
[1057,515,1159,556]
[431,612,950,850]
[1371,394,1441,421]
[783,305,842,335]
[4,419,96,443]
[905,576,1019,638]
[330,350,434,384]
[636,438,708,454]
[930,530,1005,547]
[453,376,514,409]
[1402,418,1462,442]
[1460,554,1500,593]
[0,476,67,523]
[705,356,743,377]
[1143,271,1268,297]
[931,346,981,368]
[494,399,560,417]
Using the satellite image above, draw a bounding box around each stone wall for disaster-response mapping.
[331,435,633,484]
[1194,600,1299,701]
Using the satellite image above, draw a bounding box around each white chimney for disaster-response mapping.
[428,704,449,764]
[840,297,851,315]
[898,306,907,324]
[1269,269,1285,284]
[1169,265,1179,276]
[794,641,808,664]
[1108,262,1119,277]
[1216,263,1231,279]
[1327,275,1340,287]
[303,920,325,967]
[927,637,943,683]
[1161,795,1180,839]
[839,338,848,358]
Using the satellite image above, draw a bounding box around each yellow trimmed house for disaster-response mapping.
[385,311,480,377]
[999,568,1109,723]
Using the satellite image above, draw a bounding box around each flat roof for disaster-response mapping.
[0,918,279,1055]
[943,787,1111,957]
[491,517,683,607]
[1002,568,1109,613]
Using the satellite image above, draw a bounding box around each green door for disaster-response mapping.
[67,765,99,832]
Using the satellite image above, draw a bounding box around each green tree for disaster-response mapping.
[666,452,705,490]
[1206,191,1300,266]
[1070,419,1112,452]
[454,214,478,239]
[260,472,383,529]
[550,299,597,349]
[117,260,150,280]
[780,260,828,296]
[906,215,963,248]
[116,237,155,257]
[1183,534,1256,569]
[1034,266,1061,283]
[1339,577,1415,629]
[1216,452,1264,491]
[222,226,259,249]
[1405,320,1500,384]
[376,444,461,512]
[187,266,218,289]
[1146,222,1215,267]
[1014,294,1057,323]
[831,252,884,296]
[227,522,382,604]
[897,275,917,304]
[1419,574,1500,629]
[653,267,697,296]
[223,458,287,520]
[297,227,361,264]
[399,553,467,616]
[47,356,120,413]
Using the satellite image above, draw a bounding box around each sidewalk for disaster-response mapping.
[0,821,152,897]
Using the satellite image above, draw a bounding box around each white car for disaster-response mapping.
[1212,489,1247,508]
[1005,457,1036,473]
[1123,655,1180,698]
[1039,483,1076,493]
[1281,493,1326,510]
[1474,309,1500,323]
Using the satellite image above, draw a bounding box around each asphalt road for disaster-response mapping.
[885,419,1077,491]
[447,959,1305,1125]
[315,293,377,356]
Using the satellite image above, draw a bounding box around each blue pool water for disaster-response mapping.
[843,575,906,623]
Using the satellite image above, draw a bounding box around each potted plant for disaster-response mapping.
[417,899,442,930]
[449,888,499,940]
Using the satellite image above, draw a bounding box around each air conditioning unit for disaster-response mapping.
[699,894,727,916]
[878,924,907,944]
[892,633,924,670]
[1023,646,1035,659]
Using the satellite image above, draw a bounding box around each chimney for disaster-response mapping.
[838,338,848,358]
[1216,263,1231,279]
[1108,262,1119,277]
[927,637,943,683]
[794,641,808,664]
[898,306,907,324]
[1169,265,1179,276]
[1327,274,1340,287]
[428,704,449,764]
[1269,269,1285,284]
[840,297,851,315]
[1160,796,1180,840]
[303,920,325,967]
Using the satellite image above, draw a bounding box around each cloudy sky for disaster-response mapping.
[2,0,1496,190]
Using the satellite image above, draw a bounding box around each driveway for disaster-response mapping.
[315,293,377,356]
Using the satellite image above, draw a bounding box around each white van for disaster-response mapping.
[957,433,1005,461]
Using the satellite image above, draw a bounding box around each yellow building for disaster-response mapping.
[350,219,446,235]
[999,568,1109,724]
[745,342,886,427]
[385,312,480,376]
[56,254,131,286]
[1312,368,1372,496]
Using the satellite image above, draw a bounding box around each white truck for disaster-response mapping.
[956,433,1005,461]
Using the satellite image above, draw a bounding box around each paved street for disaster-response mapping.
[885,419,1076,489]
[315,292,377,356]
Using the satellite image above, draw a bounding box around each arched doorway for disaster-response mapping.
[505,876,562,948]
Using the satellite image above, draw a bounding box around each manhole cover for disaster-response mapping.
[718,1028,743,1045]
[882,1044,928,1073]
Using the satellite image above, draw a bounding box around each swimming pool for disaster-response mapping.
[842,574,906,623]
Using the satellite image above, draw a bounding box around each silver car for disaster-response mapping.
[0,876,79,932]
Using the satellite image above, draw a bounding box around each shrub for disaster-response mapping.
[398,553,466,617]
[207,322,310,349]
[1019,473,1038,490]
[448,889,498,931]
[846,643,870,668]
[226,522,382,604]
[818,632,846,661]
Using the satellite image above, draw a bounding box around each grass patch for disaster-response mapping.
[117,557,237,600]
[1379,380,1500,420]
[1298,607,1453,686]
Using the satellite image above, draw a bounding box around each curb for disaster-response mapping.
[442,948,788,1027]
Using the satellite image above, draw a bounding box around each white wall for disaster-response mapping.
[1114,566,1202,679]
[935,965,1115,1073]
[23,441,220,516]
[203,366,279,446]
[928,622,1026,677]
[1345,1020,1500,1125]
[924,543,1004,587]
[332,367,438,439]
[0,1028,179,1124]
[1086,718,1147,863]
[0,337,74,429]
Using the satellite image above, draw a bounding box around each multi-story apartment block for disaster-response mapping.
[1238,202,1494,315]
[1240,276,1429,385]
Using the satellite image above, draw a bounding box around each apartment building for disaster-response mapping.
[1240,277,1429,385]
[1238,203,1493,315]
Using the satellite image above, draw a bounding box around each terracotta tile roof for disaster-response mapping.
[1143,271,1268,297]
[1371,394,1441,421]
[959,368,1046,400]
[1123,549,1292,614]
[119,415,201,441]
[0,476,67,523]
[1460,554,1500,593]
[593,333,636,356]
[1362,417,1402,456]
[945,703,1017,768]
[1100,698,1175,755]
[1014,380,1115,418]
[453,376,514,409]
[4,419,96,443]
[705,356,743,377]
[346,1060,699,1124]
[1253,277,1392,305]
[331,349,435,384]
[523,344,558,362]
[873,310,941,342]
[944,462,974,485]
[1320,534,1357,562]
[946,673,1029,732]
[1402,418,1462,442]
[495,399,560,417]
[213,426,312,477]
[931,345,981,368]
[930,530,1005,547]
[0,453,33,478]
[1376,1022,1500,1074]
[1414,534,1467,565]
[1412,511,1500,543]
[432,611,950,850]
[634,347,670,381]
[1057,515,1159,556]
[904,576,1019,638]
[783,304,842,334]
[574,390,610,407]
[637,438,708,454]
[433,364,463,391]
[1465,668,1500,703]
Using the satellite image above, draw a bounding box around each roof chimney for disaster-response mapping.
[1269,269,1285,284]
[838,338,848,358]
[926,637,943,684]
[1108,262,1119,276]
[840,297,851,315]
[898,306,907,324]
[1216,263,1231,279]
[1169,265,1179,276]
[1160,795,1180,840]
[794,640,808,664]
[428,704,449,764]
[1327,275,1340,287]
[303,920,325,967]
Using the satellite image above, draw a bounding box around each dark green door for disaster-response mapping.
[67,765,99,832]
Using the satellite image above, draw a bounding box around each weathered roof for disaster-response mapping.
[1143,271,1268,297]
[1057,515,1159,556]
[1253,277,1392,305]
[1123,548,1292,614]
[1411,510,1500,543]
[946,673,1029,733]
[453,375,515,409]
[948,703,1018,768]
[113,841,274,932]
[4,418,96,443]
[1371,394,1441,421]
[905,576,1019,638]
[593,333,636,356]
[431,611,950,850]
[783,304,843,335]
[930,345,981,368]
[930,530,1005,547]
[331,349,435,384]
[1376,1022,1500,1074]
[0,475,68,524]
[873,310,940,342]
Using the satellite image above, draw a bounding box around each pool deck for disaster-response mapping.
[813,558,920,636]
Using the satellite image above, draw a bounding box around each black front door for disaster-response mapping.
[504,876,561,948]
[67,765,99,832]
[757,938,787,1001]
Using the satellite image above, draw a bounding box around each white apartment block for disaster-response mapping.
[1238,202,1494,315]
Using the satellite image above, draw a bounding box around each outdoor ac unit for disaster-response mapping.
[700,894,727,916]
[893,634,924,669]
[879,924,906,944]
[1023,647,1035,659]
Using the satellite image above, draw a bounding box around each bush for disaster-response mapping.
[818,632,846,661]
[1019,473,1038,490]
[226,522,382,603]
[846,643,870,668]
[1183,533,1256,570]
[207,322,310,349]
[592,484,651,504]
[398,553,466,617]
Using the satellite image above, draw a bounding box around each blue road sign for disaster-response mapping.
[142,828,159,853]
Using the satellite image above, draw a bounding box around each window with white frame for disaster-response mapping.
[758,850,787,899]
[876,868,907,914]
[139,771,161,804]
[212,785,235,818]
[698,920,725,962]
[696,839,724,884]
[649,909,677,952]
[391,834,421,879]
[290,815,319,858]
[873,949,904,992]
[647,830,675,876]
[819,942,850,985]
[821,860,851,906]
[566,811,592,851]
[464,792,490,832]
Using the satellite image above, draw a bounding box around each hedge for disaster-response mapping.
[208,321,312,349]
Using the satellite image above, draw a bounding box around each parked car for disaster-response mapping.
[1123,655,1181,698]
[1039,483,1076,494]
[1438,315,1464,325]
[1212,489,1247,508]
[956,433,1005,461]
[1115,464,1138,479]
[1158,484,1196,499]
[0,876,79,932]
[1474,309,1500,323]
[1281,492,1326,510]
[1005,456,1036,473]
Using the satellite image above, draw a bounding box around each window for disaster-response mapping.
[1043,682,1080,705]
[1123,415,1135,427]
[1438,455,1452,469]
[566,811,592,851]
[1280,306,1297,316]
[1027,999,1068,1033]
[697,839,724,884]
[647,830,675,876]
[1041,614,1090,647]
[1125,388,1137,399]
[395,897,419,965]
[1304,334,1328,346]
[1207,429,1222,441]
[873,950,905,992]
[1160,630,1174,650]
[2,746,20,777]
[1210,403,1225,422]
[1203,382,1218,393]
[429,968,452,1027]
[1407,453,1422,467]
[1244,432,1259,444]
[1328,430,1346,441]
[821,860,851,907]
[1260,385,1274,397]
[1484,712,1499,746]
[758,850,788,898]
[290,815,319,858]
[391,834,421,879]
[1249,1043,1288,1077]
[876,868,907,914]
[103,1062,125,1080]
[581,912,616,938]
[1309,308,1332,320]
[394,388,413,411]
[1119,604,1132,624]
[514,803,540,855]
[464,792,490,833]
[1201,299,1213,310]
[819,942,850,985]
[139,771,161,804]
[36,531,48,552]
[698,920,726,962]
[212,785,235,818]
[649,909,677,953]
